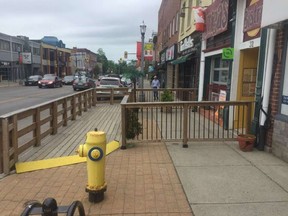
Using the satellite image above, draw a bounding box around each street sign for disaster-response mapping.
[222,48,234,60]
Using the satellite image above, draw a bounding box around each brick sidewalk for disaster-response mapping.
[0,142,193,216]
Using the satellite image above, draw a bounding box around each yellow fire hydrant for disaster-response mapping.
[77,129,107,203]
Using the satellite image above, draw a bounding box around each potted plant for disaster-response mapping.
[237,134,256,152]
[160,89,174,112]
[125,108,143,140]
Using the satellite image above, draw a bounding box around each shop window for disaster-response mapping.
[211,56,229,84]
[0,39,10,51]
[281,42,288,116]
[242,68,256,97]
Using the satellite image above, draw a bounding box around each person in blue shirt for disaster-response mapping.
[151,75,160,100]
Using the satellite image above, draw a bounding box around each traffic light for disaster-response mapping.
[124,51,128,59]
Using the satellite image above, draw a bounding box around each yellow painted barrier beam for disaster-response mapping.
[15,140,120,174]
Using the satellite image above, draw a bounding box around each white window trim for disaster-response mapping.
[211,56,229,85]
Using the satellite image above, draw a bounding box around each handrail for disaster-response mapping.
[0,87,254,176]
[0,88,96,175]
[121,98,255,149]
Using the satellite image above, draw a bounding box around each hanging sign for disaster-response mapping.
[193,7,205,32]
[222,48,234,60]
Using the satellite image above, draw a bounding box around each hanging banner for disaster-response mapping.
[193,7,205,32]
[136,42,153,61]
[144,43,153,61]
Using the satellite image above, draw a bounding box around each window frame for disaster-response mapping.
[210,55,229,84]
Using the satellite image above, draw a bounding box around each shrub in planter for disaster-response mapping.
[161,89,174,112]
[126,108,142,139]
[161,89,174,102]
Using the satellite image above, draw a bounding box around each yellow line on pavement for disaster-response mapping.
[15,140,120,173]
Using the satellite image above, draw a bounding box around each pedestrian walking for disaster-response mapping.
[151,75,160,101]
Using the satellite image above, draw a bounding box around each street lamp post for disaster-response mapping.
[139,21,146,102]
[17,46,21,81]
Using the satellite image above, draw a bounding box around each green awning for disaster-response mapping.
[171,54,192,65]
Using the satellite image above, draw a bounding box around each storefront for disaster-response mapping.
[155,49,167,87]
[236,0,262,102]
[165,44,177,88]
[202,0,233,101]
[171,32,201,100]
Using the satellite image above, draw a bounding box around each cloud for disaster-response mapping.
[0,0,161,62]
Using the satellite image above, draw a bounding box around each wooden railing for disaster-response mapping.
[131,88,198,102]
[121,100,254,149]
[0,86,254,175]
[95,87,130,104]
[0,87,130,175]
[0,89,96,175]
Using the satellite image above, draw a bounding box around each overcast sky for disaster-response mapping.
[0,0,162,62]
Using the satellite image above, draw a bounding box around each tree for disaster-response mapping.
[107,60,117,74]
[122,65,145,101]
[93,64,101,78]
[96,48,108,74]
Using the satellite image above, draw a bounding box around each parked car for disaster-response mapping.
[24,75,43,86]
[62,75,74,85]
[73,76,96,91]
[38,75,62,88]
[98,77,123,88]
[121,77,132,87]
[97,77,124,96]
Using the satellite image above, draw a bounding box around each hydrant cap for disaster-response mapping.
[86,131,106,144]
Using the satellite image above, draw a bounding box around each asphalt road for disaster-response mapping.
[0,85,77,116]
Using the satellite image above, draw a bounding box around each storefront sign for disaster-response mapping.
[219,90,227,102]
[179,36,194,52]
[204,0,229,40]
[282,95,288,105]
[22,52,32,64]
[166,45,175,61]
[243,0,263,32]
[222,48,234,60]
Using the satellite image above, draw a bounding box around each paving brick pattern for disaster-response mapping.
[0,142,193,216]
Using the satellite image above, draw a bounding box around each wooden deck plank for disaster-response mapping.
[18,104,122,162]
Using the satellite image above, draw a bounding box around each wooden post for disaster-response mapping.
[121,104,127,149]
[93,89,97,106]
[78,94,82,116]
[84,92,88,112]
[1,118,10,175]
[52,102,58,135]
[35,108,41,146]
[110,89,114,105]
[12,115,18,163]
[63,99,68,127]
[246,102,252,134]
[72,95,76,120]
[183,103,188,148]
